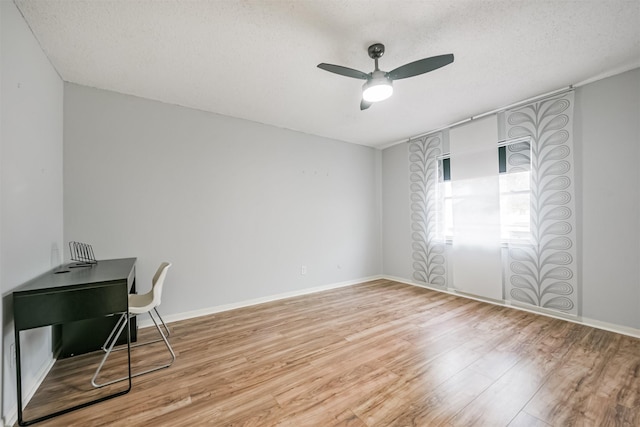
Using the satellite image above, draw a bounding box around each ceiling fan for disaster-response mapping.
[318,43,454,110]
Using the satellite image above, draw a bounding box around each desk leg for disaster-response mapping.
[15,325,25,426]
[16,315,132,426]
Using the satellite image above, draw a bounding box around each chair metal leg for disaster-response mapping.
[92,310,175,388]
[109,308,171,352]
[92,313,130,388]
[101,313,128,352]
[130,310,176,376]
[154,307,171,337]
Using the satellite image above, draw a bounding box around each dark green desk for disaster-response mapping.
[13,258,136,426]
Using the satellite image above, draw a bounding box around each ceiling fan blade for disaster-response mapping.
[387,54,454,80]
[318,63,370,80]
[360,100,372,110]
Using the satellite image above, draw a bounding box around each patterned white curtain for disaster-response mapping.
[503,91,578,315]
[409,133,447,287]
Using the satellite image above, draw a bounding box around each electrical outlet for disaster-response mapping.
[301,265,307,275]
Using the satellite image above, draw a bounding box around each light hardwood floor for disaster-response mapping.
[19,279,640,426]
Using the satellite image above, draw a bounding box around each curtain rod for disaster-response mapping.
[383,85,574,148]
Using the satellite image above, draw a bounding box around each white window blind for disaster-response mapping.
[449,116,503,300]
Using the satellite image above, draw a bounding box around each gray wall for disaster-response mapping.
[381,68,640,330]
[577,69,640,328]
[1,0,64,420]
[382,142,411,277]
[63,84,382,318]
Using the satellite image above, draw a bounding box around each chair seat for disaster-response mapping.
[129,292,155,314]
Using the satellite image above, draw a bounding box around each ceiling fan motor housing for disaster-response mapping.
[368,43,385,59]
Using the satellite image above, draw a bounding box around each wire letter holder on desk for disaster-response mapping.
[69,241,97,267]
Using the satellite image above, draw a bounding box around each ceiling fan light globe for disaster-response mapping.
[362,78,393,102]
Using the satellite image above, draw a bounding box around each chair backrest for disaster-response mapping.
[151,262,172,308]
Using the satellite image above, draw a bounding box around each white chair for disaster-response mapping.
[92,262,175,388]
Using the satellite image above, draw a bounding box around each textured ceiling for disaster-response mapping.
[14,0,640,148]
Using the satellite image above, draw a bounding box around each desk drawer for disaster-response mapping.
[14,281,128,330]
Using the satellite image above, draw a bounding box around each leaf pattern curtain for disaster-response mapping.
[409,133,447,287]
[503,91,578,315]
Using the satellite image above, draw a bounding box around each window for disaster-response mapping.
[498,139,531,241]
[436,138,531,242]
[436,157,453,240]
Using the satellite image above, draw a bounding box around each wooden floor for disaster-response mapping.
[20,279,640,426]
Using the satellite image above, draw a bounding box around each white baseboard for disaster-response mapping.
[4,354,56,427]
[137,275,384,329]
[139,273,640,339]
[383,274,640,339]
